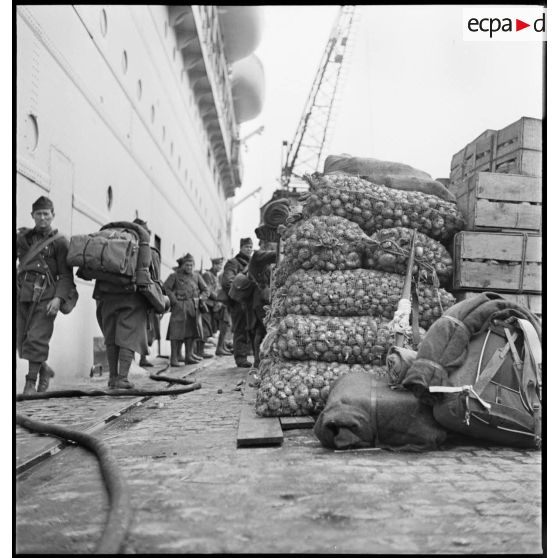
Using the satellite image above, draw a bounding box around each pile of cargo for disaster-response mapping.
[448,117,542,316]
[256,156,465,418]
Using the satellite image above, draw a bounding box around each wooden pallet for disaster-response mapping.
[453,231,542,293]
[451,172,541,232]
[236,376,316,447]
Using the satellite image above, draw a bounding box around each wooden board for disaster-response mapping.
[453,231,542,293]
[236,405,283,447]
[280,416,315,430]
[494,117,542,159]
[493,149,542,178]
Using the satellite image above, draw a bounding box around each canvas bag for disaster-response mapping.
[430,316,542,448]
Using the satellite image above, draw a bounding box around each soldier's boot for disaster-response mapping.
[23,362,41,395]
[106,344,119,389]
[139,354,153,367]
[197,339,214,359]
[23,378,37,395]
[37,363,55,393]
[114,347,135,389]
[216,331,232,356]
[185,340,200,365]
[170,341,181,367]
[189,340,203,362]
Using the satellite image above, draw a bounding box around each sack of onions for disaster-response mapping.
[273,268,454,330]
[255,357,387,417]
[363,227,453,285]
[270,314,417,365]
[301,173,464,242]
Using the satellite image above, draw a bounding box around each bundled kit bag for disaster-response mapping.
[228,273,255,303]
[402,292,542,448]
[314,371,447,451]
[323,154,456,203]
[67,221,169,312]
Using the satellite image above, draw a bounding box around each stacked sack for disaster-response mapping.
[257,156,465,418]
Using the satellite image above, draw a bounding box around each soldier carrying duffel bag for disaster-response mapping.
[67,219,169,389]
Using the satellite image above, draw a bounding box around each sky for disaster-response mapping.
[230,5,544,251]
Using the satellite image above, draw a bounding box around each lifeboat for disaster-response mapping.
[218,6,262,63]
[230,54,265,124]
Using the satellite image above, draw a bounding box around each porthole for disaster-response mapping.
[151,105,155,123]
[172,243,175,257]
[100,9,108,36]
[137,80,142,100]
[162,126,166,142]
[122,50,128,74]
[106,186,113,210]
[24,114,39,152]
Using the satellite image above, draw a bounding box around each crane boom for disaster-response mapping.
[281,5,358,189]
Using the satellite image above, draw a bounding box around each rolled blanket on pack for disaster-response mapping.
[262,198,291,227]
[314,371,447,451]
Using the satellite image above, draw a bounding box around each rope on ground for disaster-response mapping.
[16,413,132,554]
[16,383,201,401]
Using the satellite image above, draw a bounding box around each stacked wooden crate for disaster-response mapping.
[448,117,542,317]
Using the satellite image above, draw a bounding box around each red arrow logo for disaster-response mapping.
[516,19,530,31]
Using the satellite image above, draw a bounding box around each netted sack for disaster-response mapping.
[301,173,464,242]
[323,154,456,203]
[272,268,454,330]
[271,314,414,365]
[281,215,367,272]
[271,259,293,290]
[364,227,453,285]
[255,358,387,417]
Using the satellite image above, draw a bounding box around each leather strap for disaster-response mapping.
[473,330,517,395]
[18,232,62,274]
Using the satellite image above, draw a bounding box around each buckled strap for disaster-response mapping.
[440,315,471,335]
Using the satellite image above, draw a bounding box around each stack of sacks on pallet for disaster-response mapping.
[256,157,465,418]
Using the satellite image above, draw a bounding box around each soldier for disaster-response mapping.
[246,249,277,368]
[164,253,210,365]
[202,257,232,356]
[93,221,153,389]
[16,196,75,394]
[222,237,253,368]
[132,218,160,368]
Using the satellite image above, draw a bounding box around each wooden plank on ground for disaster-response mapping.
[236,405,283,448]
[280,416,315,430]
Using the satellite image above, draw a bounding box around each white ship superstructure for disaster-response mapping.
[16,5,264,385]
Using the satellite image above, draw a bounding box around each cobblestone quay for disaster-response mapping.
[16,356,542,554]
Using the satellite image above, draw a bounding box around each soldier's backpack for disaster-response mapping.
[67,227,139,286]
[228,272,255,303]
[430,316,542,448]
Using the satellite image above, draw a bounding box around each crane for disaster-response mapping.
[280,5,359,190]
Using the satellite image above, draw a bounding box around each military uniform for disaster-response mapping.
[17,196,76,394]
[202,258,231,356]
[17,227,74,361]
[222,250,251,366]
[164,255,209,365]
[246,250,277,368]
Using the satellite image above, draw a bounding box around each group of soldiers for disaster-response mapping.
[16,196,276,395]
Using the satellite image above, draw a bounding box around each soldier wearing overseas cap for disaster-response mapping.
[16,196,75,394]
[221,237,253,368]
[132,218,161,368]
[163,253,210,365]
[202,256,232,356]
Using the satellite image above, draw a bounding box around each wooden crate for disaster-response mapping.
[453,231,541,293]
[449,117,542,186]
[454,290,542,317]
[452,172,541,232]
[494,117,542,159]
